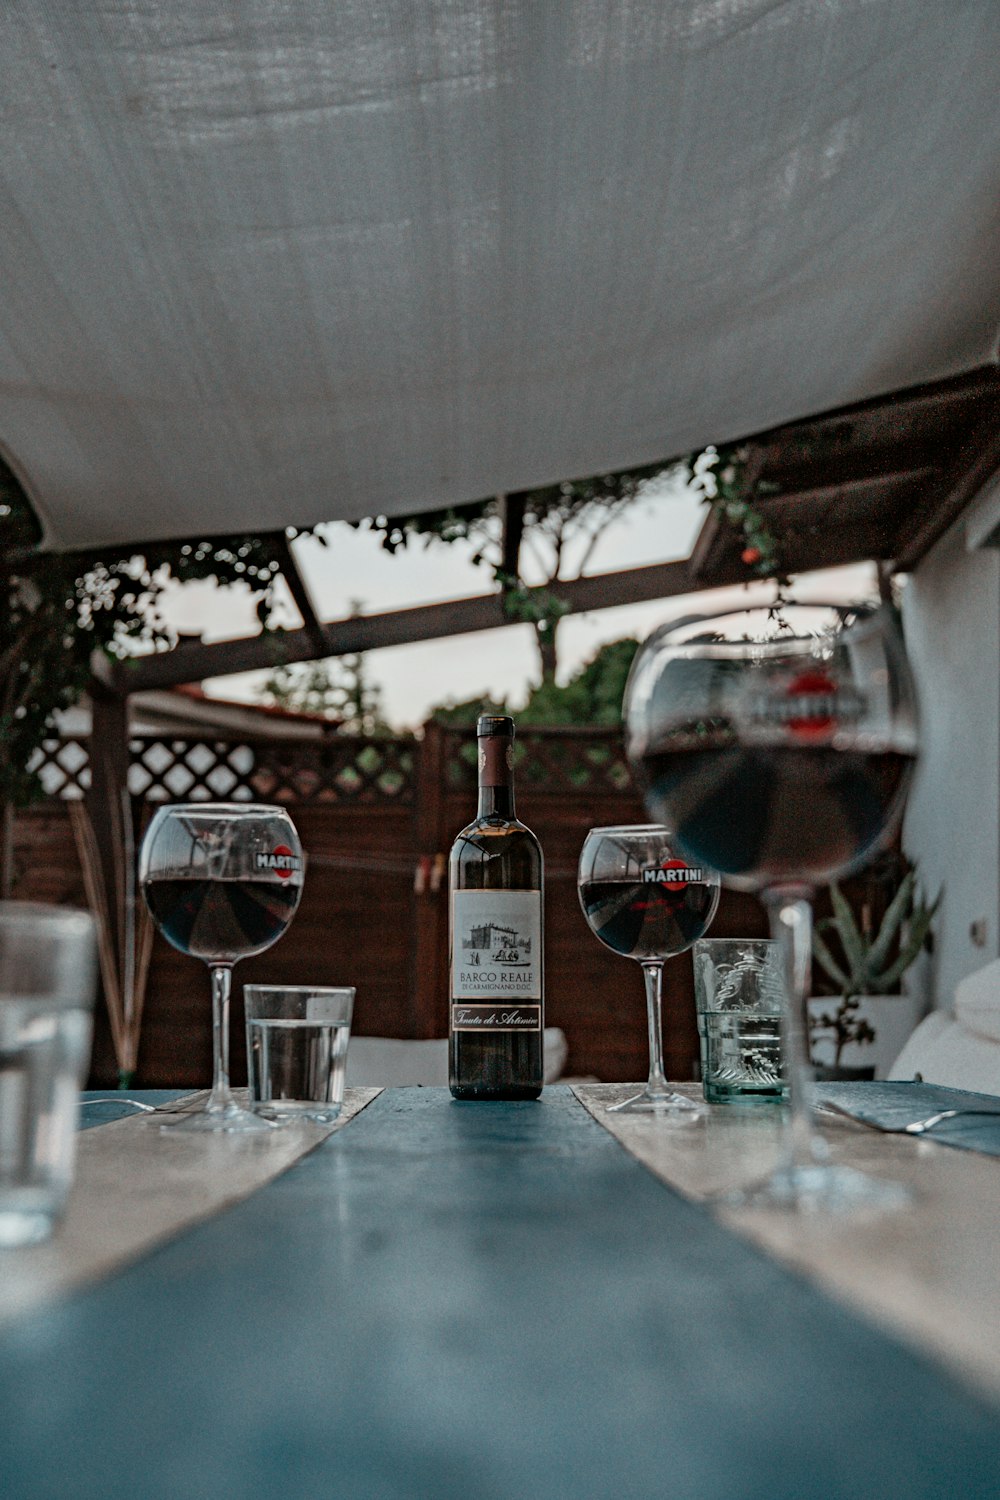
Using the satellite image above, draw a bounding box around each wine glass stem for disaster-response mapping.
[767,889,826,1171]
[641,960,671,1098]
[206,963,237,1114]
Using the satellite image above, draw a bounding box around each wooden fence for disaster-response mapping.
[10,725,769,1087]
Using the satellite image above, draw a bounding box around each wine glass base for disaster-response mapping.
[608,1089,706,1121]
[159,1102,279,1134]
[722,1161,910,1215]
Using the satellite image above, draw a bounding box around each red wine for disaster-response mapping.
[143,877,301,963]
[580,877,718,960]
[639,737,915,891]
[449,716,544,1101]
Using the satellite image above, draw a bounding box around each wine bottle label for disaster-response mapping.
[451,1003,542,1032]
[450,890,542,1008]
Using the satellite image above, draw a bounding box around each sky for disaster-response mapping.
[155,471,876,729]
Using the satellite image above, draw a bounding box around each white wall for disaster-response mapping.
[902,516,1000,1007]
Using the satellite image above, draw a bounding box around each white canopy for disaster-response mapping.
[1,2,998,550]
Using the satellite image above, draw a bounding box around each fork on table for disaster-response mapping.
[819,1100,1000,1136]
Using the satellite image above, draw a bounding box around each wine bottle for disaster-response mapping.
[449,715,544,1100]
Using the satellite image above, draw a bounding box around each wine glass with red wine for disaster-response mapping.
[578,824,720,1117]
[625,602,918,1208]
[140,802,304,1132]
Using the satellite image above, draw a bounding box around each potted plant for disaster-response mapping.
[809,869,941,1079]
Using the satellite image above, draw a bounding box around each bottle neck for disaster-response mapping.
[477,736,516,820]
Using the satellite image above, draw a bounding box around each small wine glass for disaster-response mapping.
[578,824,720,1118]
[624,601,918,1208]
[139,802,304,1132]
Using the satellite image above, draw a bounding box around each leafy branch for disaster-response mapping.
[688,444,787,583]
[350,461,681,684]
[0,458,310,806]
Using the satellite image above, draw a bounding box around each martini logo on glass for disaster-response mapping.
[642,857,704,891]
[255,845,302,880]
[745,667,866,744]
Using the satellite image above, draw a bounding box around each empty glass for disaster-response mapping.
[0,903,97,1246]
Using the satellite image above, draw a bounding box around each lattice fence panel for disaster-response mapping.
[26,738,91,799]
[442,729,633,793]
[28,729,629,804]
[28,735,417,805]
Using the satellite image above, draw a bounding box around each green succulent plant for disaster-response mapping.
[813,871,940,999]
[810,870,941,1067]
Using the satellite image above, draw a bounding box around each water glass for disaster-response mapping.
[0,902,98,1247]
[693,939,786,1104]
[245,985,355,1122]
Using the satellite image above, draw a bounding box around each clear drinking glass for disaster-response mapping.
[693,939,786,1104]
[625,602,918,1207]
[245,985,354,1122]
[578,824,720,1117]
[0,902,98,1246]
[139,803,304,1133]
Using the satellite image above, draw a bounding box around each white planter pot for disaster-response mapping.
[807,993,925,1080]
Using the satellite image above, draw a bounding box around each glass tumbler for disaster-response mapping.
[694,938,786,1104]
[245,985,355,1123]
[0,902,98,1247]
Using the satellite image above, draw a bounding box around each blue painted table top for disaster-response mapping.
[3,1086,1000,1499]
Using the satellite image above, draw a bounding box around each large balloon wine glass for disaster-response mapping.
[578,824,720,1118]
[625,602,918,1209]
[140,802,304,1132]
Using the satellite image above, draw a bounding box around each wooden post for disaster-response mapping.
[86,689,131,959]
[83,688,138,1084]
[0,800,14,899]
[410,720,450,1038]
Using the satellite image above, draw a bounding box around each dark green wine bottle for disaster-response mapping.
[448,716,544,1100]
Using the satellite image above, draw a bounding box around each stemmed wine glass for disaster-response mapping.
[578,825,720,1117]
[139,802,304,1132]
[624,602,918,1207]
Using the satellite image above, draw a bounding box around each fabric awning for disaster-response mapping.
[1,2,998,550]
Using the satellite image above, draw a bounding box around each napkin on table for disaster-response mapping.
[816,1079,1000,1156]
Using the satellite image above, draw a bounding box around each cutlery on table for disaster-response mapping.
[818,1100,1000,1135]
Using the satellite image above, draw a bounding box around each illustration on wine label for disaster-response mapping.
[451,890,542,1001]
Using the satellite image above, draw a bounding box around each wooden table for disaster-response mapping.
[1,1085,1000,1499]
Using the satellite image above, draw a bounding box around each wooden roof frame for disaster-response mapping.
[95,364,1000,698]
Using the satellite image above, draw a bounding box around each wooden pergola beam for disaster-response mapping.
[85,366,1000,699]
[748,366,1000,459]
[110,557,703,693]
[500,493,526,584]
[110,497,901,697]
[893,407,1000,570]
[267,529,328,658]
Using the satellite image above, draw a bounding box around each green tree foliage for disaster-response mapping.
[518,638,640,726]
[429,637,640,729]
[0,458,303,805]
[259,653,384,735]
[688,445,787,582]
[351,461,680,684]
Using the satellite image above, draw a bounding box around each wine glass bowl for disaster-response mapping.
[624,602,918,1208]
[578,824,720,1117]
[140,802,304,1132]
[625,603,917,892]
